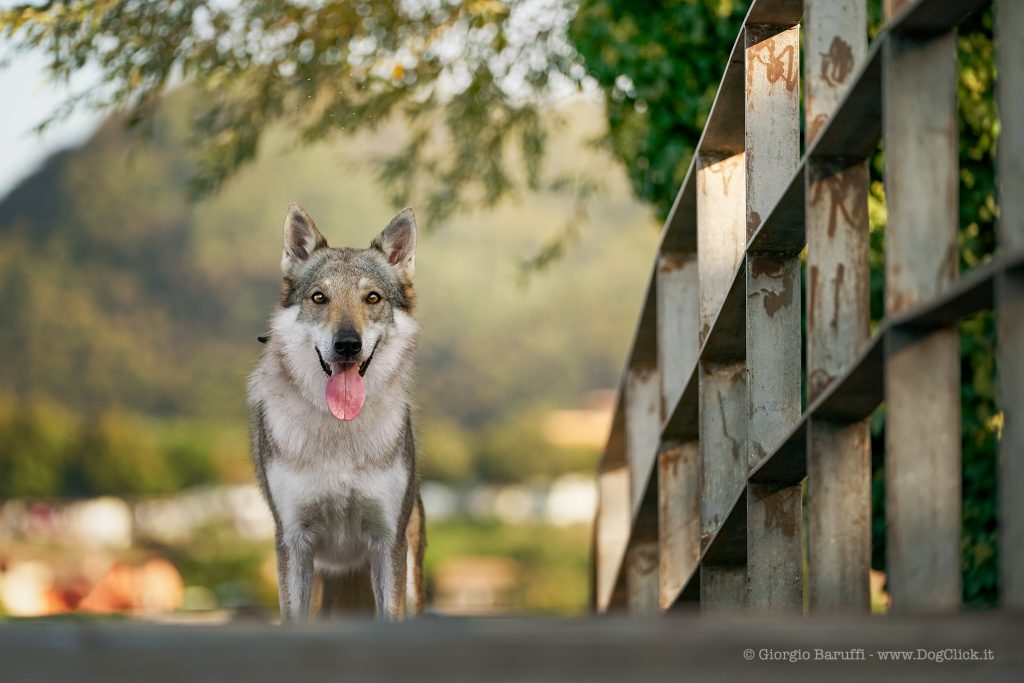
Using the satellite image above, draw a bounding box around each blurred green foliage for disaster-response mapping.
[570,0,747,218]
[0,394,246,498]
[424,518,591,614]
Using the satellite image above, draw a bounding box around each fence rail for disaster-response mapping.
[593,0,1022,614]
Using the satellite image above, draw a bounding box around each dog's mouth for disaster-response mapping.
[316,341,379,421]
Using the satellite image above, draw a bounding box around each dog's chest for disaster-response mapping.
[267,456,407,542]
[262,393,410,544]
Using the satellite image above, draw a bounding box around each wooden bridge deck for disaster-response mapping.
[1,614,1021,682]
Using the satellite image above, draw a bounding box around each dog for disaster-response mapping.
[247,203,425,622]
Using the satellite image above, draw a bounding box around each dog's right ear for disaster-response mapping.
[281,203,328,276]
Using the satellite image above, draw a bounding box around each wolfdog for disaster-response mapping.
[248,203,424,621]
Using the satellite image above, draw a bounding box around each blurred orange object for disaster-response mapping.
[79,558,184,615]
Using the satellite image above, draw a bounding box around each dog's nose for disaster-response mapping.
[333,330,362,359]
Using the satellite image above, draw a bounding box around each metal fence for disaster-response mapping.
[593,0,1023,614]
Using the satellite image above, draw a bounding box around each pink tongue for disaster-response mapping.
[325,364,366,421]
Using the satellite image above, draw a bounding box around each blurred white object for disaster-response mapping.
[545,473,596,527]
[0,560,54,616]
[66,497,133,549]
[420,481,458,521]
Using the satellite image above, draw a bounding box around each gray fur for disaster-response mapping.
[248,205,425,622]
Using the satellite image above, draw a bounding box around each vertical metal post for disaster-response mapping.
[655,250,700,609]
[744,23,802,611]
[595,459,630,613]
[626,540,660,615]
[997,0,1024,610]
[883,7,962,611]
[626,365,661,515]
[658,252,700,415]
[804,0,872,612]
[624,363,660,612]
[658,441,700,608]
[697,151,748,611]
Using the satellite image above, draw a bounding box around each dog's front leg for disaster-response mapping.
[370,537,407,620]
[279,530,315,623]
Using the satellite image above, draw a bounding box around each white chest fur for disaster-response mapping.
[261,397,410,570]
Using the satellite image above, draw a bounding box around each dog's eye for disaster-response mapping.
[311,291,328,304]
[366,291,382,304]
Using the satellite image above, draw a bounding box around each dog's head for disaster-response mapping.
[270,203,418,421]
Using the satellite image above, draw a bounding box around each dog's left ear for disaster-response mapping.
[372,208,417,279]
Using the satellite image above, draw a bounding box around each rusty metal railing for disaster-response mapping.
[593,0,1023,614]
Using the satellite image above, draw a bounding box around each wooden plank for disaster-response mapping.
[747,164,805,256]
[807,419,872,611]
[699,360,747,612]
[809,41,883,161]
[626,540,660,615]
[998,0,1024,611]
[806,160,870,400]
[699,362,747,547]
[6,616,1023,683]
[743,21,803,613]
[595,462,630,613]
[657,252,700,422]
[697,152,746,347]
[744,23,801,244]
[626,365,661,522]
[999,266,1024,609]
[882,12,962,611]
[658,442,700,610]
[746,482,803,612]
[885,327,962,611]
[699,564,747,614]
[804,0,872,614]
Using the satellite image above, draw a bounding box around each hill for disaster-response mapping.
[0,93,660,495]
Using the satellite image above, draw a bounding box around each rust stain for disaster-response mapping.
[808,113,829,145]
[660,253,691,273]
[808,369,835,400]
[661,448,681,479]
[751,441,767,467]
[750,38,799,92]
[830,263,845,331]
[809,165,866,239]
[820,36,855,86]
[748,211,762,235]
[717,386,742,464]
[760,489,799,539]
[750,255,785,279]
[706,159,736,195]
[631,544,658,573]
[755,262,794,318]
[701,321,711,344]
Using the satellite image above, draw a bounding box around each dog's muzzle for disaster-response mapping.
[315,340,379,378]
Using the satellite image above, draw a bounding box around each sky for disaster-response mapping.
[0,37,102,200]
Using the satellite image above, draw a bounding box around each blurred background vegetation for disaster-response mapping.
[0,0,1003,615]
